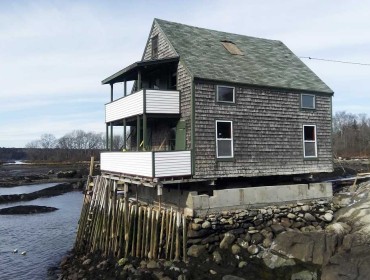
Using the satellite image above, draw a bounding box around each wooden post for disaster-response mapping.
[124,184,129,257]
[124,79,127,97]
[182,214,187,262]
[136,206,142,257]
[110,123,113,151]
[143,113,147,150]
[110,83,114,102]
[123,119,126,150]
[175,211,180,261]
[106,124,109,150]
[138,70,142,90]
[157,183,163,211]
[137,116,141,151]
[158,210,165,259]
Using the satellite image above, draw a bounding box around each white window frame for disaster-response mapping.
[303,125,317,158]
[301,94,315,109]
[216,120,234,158]
[216,85,235,103]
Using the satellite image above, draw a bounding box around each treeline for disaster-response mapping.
[0,148,27,161]
[333,111,370,158]
[24,130,123,162]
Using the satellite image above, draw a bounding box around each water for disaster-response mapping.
[0,184,83,280]
[0,183,59,195]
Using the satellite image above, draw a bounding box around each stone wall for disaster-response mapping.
[187,198,338,261]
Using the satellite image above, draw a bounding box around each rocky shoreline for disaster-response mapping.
[0,205,58,214]
[57,180,370,280]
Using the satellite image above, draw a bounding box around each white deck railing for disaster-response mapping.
[100,151,191,178]
[105,89,180,123]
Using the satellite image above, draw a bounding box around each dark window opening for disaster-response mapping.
[217,86,235,103]
[152,35,158,59]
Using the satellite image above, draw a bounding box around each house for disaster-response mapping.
[100,19,333,197]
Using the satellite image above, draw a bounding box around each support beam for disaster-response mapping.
[137,70,142,90]
[143,114,147,150]
[136,115,141,151]
[110,123,113,151]
[110,83,114,102]
[106,124,109,150]
[123,119,126,151]
[124,80,127,97]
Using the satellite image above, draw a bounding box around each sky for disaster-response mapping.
[1,0,370,147]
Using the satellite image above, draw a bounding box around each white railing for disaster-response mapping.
[105,89,180,123]
[100,150,191,178]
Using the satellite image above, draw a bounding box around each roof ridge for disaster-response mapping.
[154,18,280,44]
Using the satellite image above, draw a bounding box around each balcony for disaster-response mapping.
[100,150,191,178]
[105,89,180,123]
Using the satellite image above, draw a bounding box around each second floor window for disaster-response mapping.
[217,86,235,103]
[152,35,158,59]
[301,94,315,109]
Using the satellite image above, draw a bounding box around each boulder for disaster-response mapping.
[271,231,337,265]
[222,276,246,280]
[220,233,235,249]
[304,213,317,222]
[251,233,264,244]
[213,250,222,264]
[271,224,285,235]
[262,251,296,269]
[291,270,318,280]
[231,244,241,255]
[202,221,211,229]
[187,245,206,258]
[247,244,259,255]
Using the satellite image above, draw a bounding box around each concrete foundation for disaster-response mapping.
[185,183,332,216]
[131,182,333,217]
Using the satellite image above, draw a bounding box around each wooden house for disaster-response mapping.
[101,19,333,190]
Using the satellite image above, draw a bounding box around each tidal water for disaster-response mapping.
[0,184,83,280]
[0,183,59,195]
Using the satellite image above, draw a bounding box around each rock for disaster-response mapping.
[191,223,202,231]
[291,270,317,280]
[251,233,264,244]
[262,237,272,248]
[287,213,296,219]
[213,250,222,264]
[325,222,351,237]
[48,169,55,174]
[262,251,296,269]
[304,213,317,222]
[201,234,219,244]
[163,260,173,267]
[301,205,311,212]
[147,260,159,269]
[281,217,292,228]
[202,221,211,229]
[220,233,235,249]
[187,228,210,239]
[222,275,246,280]
[231,244,241,255]
[247,244,259,255]
[82,259,91,266]
[323,213,333,222]
[238,261,247,268]
[96,260,107,270]
[193,218,204,224]
[210,269,217,275]
[187,245,206,257]
[0,205,58,215]
[271,224,285,235]
[271,231,337,265]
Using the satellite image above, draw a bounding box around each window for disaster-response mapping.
[151,35,158,59]
[216,120,233,158]
[217,86,235,103]
[301,94,315,109]
[303,125,317,158]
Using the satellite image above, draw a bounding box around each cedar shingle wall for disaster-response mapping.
[143,22,177,60]
[177,62,192,150]
[193,81,333,179]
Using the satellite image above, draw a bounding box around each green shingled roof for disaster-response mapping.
[155,19,333,94]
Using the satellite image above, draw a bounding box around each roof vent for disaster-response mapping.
[221,40,244,55]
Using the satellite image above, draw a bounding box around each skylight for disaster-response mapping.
[221,40,244,55]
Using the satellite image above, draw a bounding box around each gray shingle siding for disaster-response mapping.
[193,81,333,179]
[143,22,178,61]
[177,62,192,150]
